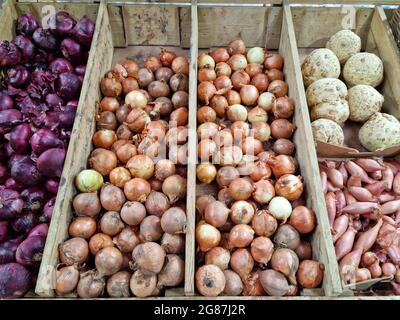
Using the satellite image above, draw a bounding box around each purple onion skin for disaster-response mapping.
[48,11,76,36]
[17,13,39,36]
[0,110,22,134]
[74,65,86,76]
[6,65,30,88]
[0,164,9,184]
[0,92,14,111]
[45,93,64,108]
[8,154,24,171]
[32,28,58,52]
[21,187,46,211]
[3,142,15,158]
[61,38,82,64]
[0,221,9,242]
[16,235,46,268]
[27,223,48,238]
[40,197,55,223]
[10,123,32,154]
[10,156,42,188]
[45,178,59,194]
[37,148,66,178]
[59,103,77,128]
[0,188,24,221]
[30,128,64,155]
[12,36,35,62]
[71,16,94,47]
[55,72,81,100]
[5,178,24,192]
[0,237,23,264]
[0,41,22,67]
[0,263,31,298]
[12,211,38,235]
[49,58,74,75]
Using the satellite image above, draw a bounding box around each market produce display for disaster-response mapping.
[57,50,188,298]
[320,159,400,295]
[194,39,324,297]
[0,12,94,298]
[302,29,400,151]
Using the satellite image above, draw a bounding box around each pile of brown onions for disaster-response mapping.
[194,39,323,297]
[59,50,189,298]
[321,159,400,295]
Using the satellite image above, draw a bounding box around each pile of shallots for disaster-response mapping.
[321,159,400,295]
[56,50,189,298]
[194,39,324,297]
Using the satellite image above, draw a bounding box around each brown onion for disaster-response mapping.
[77,270,105,298]
[169,73,189,92]
[205,247,231,270]
[229,224,254,248]
[382,262,397,276]
[171,56,189,75]
[231,70,250,91]
[251,210,278,237]
[210,48,230,63]
[273,138,295,155]
[111,139,128,153]
[89,233,114,256]
[144,56,162,72]
[361,252,378,268]
[216,166,239,188]
[116,104,132,123]
[115,143,137,164]
[271,248,299,285]
[148,80,170,98]
[253,179,275,204]
[137,68,154,88]
[155,67,174,82]
[231,121,250,141]
[121,77,139,94]
[218,188,234,207]
[250,161,272,182]
[197,106,217,124]
[126,155,154,180]
[130,269,157,297]
[100,183,126,212]
[204,201,230,228]
[268,80,288,98]
[161,207,186,234]
[215,75,233,94]
[125,90,148,109]
[231,200,255,225]
[215,62,232,77]
[259,269,289,296]
[113,227,140,253]
[242,270,266,296]
[159,49,177,67]
[95,246,123,276]
[198,81,216,105]
[162,175,187,203]
[100,97,119,112]
[154,159,175,181]
[295,240,312,261]
[274,224,300,250]
[92,129,117,150]
[251,236,274,264]
[106,271,131,298]
[89,148,117,176]
[228,39,246,55]
[264,53,284,70]
[227,104,247,122]
[198,68,216,82]
[140,215,163,241]
[251,73,269,93]
[241,136,263,155]
[109,167,131,188]
[152,97,173,117]
[296,260,324,288]
[55,264,79,294]
[100,211,124,236]
[59,237,89,265]
[69,217,97,239]
[161,233,185,254]
[116,124,133,140]
[132,242,165,274]
[228,54,248,71]
[158,254,185,287]
[222,270,243,296]
[126,108,150,132]
[289,206,315,234]
[97,111,117,131]
[124,178,151,202]
[196,221,221,252]
[170,107,188,126]
[257,92,276,112]
[168,144,188,165]
[122,59,139,77]
[273,96,294,119]
[240,85,259,106]
[120,201,146,226]
[268,155,297,177]
[73,193,101,217]
[101,76,122,97]
[218,146,243,166]
[230,248,254,279]
[266,68,284,81]
[246,63,263,77]
[171,91,189,109]
[248,107,268,124]
[275,174,303,201]
[198,139,217,161]
[196,195,216,216]
[229,177,253,201]
[197,163,217,184]
[197,122,219,139]
[225,89,241,105]
[144,191,170,217]
[271,119,296,139]
[196,264,226,297]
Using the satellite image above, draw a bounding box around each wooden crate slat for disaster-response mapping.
[108,5,128,47]
[184,1,198,297]
[35,1,114,296]
[280,2,343,296]
[0,0,18,40]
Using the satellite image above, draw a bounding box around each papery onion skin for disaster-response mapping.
[289,206,316,234]
[130,269,157,298]
[89,149,117,176]
[274,224,300,250]
[140,215,163,242]
[222,270,243,296]
[113,227,140,253]
[95,247,123,276]
[228,224,254,248]
[59,237,89,265]
[250,236,274,264]
[68,216,97,239]
[120,201,146,226]
[73,192,101,217]
[259,269,289,296]
[271,248,299,285]
[124,178,151,202]
[295,240,312,261]
[162,175,187,204]
[251,210,278,237]
[196,264,226,297]
[100,183,126,212]
[205,247,231,270]
[89,233,114,256]
[228,177,253,201]
[296,260,324,289]
[161,207,187,234]
[100,211,125,236]
[196,195,216,216]
[106,271,131,298]
[132,242,166,274]
[230,248,254,280]
[196,221,221,252]
[275,174,303,202]
[204,201,230,228]
[264,53,284,70]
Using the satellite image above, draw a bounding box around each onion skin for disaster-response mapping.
[295,240,312,261]
[242,270,266,296]
[204,201,230,228]
[55,264,79,295]
[161,207,187,234]
[73,193,101,217]
[271,248,299,285]
[89,233,114,256]
[132,242,166,274]
[158,254,185,287]
[100,211,124,236]
[161,233,185,254]
[130,269,157,298]
[288,206,316,234]
[68,217,97,239]
[228,224,254,248]
[113,227,140,253]
[59,237,89,266]
[196,221,221,252]
[196,264,226,297]
[95,247,123,276]
[77,270,105,298]
[205,247,231,270]
[230,248,254,280]
[100,184,126,212]
[124,178,151,202]
[162,175,187,204]
[296,260,324,289]
[106,271,131,298]
[274,224,300,250]
[250,236,274,264]
[229,177,253,201]
[222,270,243,296]
[251,210,278,237]
[253,179,275,204]
[89,148,117,176]
[140,215,163,242]
[259,269,289,296]
[196,195,216,216]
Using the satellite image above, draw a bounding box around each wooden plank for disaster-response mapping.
[179,7,191,49]
[123,5,180,46]
[367,7,400,119]
[197,7,268,49]
[265,7,283,50]
[280,2,343,296]
[184,0,198,297]
[291,7,374,49]
[0,0,18,40]
[108,5,127,47]
[35,2,114,297]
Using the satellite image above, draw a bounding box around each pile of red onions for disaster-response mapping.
[321,159,400,295]
[194,39,323,297]
[0,12,94,298]
[58,50,188,298]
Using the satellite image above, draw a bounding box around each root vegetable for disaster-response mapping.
[296,260,324,288]
[158,254,185,287]
[130,269,157,298]
[196,265,226,297]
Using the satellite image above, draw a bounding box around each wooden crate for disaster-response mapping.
[291,5,400,296]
